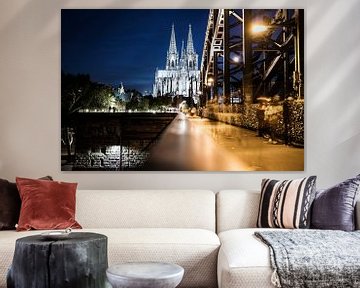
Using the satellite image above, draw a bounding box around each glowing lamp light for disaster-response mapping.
[252,24,268,34]
[207,77,214,86]
[233,56,240,63]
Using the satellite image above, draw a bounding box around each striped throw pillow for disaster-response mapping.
[257,176,317,229]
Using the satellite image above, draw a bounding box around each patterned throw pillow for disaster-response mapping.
[257,176,317,229]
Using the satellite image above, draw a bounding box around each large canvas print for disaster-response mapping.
[61,9,304,171]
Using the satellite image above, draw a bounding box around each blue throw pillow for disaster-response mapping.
[311,174,360,231]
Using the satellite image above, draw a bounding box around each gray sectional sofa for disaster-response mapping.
[0,189,359,288]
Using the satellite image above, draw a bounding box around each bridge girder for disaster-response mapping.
[200,9,304,106]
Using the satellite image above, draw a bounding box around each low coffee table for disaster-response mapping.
[106,262,184,288]
[7,232,108,288]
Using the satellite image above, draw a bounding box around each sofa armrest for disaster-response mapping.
[356,200,360,230]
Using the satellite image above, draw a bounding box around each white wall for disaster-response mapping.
[0,0,359,191]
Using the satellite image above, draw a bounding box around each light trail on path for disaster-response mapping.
[144,113,304,171]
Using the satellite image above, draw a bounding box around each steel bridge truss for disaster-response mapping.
[200,9,304,106]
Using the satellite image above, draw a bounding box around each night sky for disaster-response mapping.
[61,9,209,93]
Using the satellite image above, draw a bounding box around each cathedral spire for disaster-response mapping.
[180,40,185,59]
[186,24,195,54]
[168,23,178,54]
[166,24,179,70]
[154,23,200,97]
[180,40,186,68]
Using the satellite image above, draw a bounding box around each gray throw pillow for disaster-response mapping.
[311,174,360,231]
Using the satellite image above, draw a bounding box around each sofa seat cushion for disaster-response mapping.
[0,228,219,288]
[100,228,220,288]
[218,228,282,288]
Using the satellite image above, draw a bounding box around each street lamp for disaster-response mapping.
[232,55,240,63]
[207,77,214,100]
[252,24,268,34]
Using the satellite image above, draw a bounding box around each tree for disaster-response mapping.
[61,72,115,159]
[87,84,114,110]
[61,72,114,122]
[61,72,93,123]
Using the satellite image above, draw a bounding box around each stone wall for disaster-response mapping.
[203,103,259,130]
[64,112,176,171]
[202,100,304,146]
[287,100,304,146]
[74,144,150,171]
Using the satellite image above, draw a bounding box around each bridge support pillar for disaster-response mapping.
[243,9,253,104]
[223,9,230,105]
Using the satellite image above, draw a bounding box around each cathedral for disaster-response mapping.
[152,24,200,98]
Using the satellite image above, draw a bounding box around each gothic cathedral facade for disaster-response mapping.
[153,24,200,99]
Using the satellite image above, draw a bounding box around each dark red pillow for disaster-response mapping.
[16,177,82,231]
[0,176,53,230]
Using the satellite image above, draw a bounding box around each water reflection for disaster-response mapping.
[145,115,303,171]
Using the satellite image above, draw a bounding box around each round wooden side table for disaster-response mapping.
[7,232,108,288]
[106,262,184,288]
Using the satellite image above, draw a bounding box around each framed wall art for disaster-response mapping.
[61,9,304,171]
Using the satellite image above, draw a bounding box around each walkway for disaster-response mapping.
[144,113,304,171]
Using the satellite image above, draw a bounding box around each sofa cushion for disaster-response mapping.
[0,176,53,230]
[16,177,82,231]
[0,179,20,230]
[103,228,219,288]
[76,190,216,231]
[311,174,360,231]
[218,228,278,288]
[216,190,260,233]
[257,176,317,229]
[0,228,220,288]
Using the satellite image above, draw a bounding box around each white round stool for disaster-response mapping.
[106,262,184,288]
